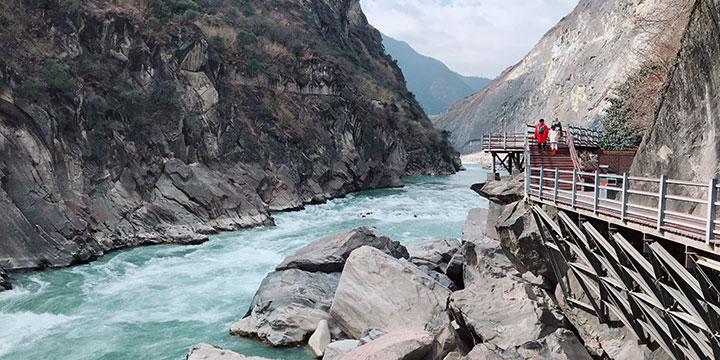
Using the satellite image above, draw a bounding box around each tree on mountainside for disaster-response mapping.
[600,97,642,150]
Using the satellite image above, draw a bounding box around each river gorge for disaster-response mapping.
[0,164,488,360]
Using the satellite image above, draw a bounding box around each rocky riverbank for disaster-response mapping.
[0,0,459,279]
[185,174,680,359]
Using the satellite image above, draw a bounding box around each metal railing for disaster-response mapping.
[527,167,720,244]
[568,126,601,148]
[481,133,526,151]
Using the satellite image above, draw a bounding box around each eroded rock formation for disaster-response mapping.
[0,0,459,272]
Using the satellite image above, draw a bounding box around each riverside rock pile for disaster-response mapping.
[189,209,597,359]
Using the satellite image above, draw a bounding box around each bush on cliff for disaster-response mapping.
[599,97,643,150]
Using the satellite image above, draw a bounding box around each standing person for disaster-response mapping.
[549,124,562,155]
[534,119,549,151]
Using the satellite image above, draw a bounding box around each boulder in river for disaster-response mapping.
[276,227,409,273]
[230,269,340,346]
[338,330,435,360]
[329,246,451,338]
[186,343,275,360]
[406,237,463,290]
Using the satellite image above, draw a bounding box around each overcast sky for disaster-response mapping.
[360,0,578,78]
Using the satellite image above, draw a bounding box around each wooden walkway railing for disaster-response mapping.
[526,167,720,245]
[481,133,526,151]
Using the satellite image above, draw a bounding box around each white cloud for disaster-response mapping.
[360,0,578,78]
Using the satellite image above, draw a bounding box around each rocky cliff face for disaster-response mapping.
[433,0,691,154]
[0,0,459,271]
[631,0,720,203]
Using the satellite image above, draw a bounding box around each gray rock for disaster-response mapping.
[322,340,360,360]
[360,328,387,345]
[494,201,556,282]
[462,329,592,360]
[339,330,435,360]
[230,269,340,346]
[461,208,488,244]
[276,227,409,273]
[470,174,524,205]
[308,320,332,358]
[449,241,565,351]
[329,246,451,339]
[443,352,463,360]
[0,268,10,290]
[406,238,461,271]
[186,343,275,360]
[444,253,464,289]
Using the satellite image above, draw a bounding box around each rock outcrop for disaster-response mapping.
[631,0,720,211]
[0,0,459,272]
[462,329,592,360]
[338,330,435,360]
[449,241,565,351]
[230,269,340,346]
[276,227,408,273]
[406,237,463,289]
[186,343,274,360]
[322,340,360,360]
[433,0,692,154]
[0,268,10,290]
[329,246,451,338]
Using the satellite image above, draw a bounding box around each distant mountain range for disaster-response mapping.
[382,34,491,115]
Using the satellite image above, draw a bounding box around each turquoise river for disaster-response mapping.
[0,164,489,360]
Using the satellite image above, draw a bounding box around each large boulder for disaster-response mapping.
[186,343,275,360]
[470,174,523,205]
[308,320,332,357]
[322,340,360,360]
[461,208,488,244]
[338,330,435,360]
[407,237,463,290]
[276,227,409,273]
[449,241,565,351]
[462,329,592,360]
[406,238,460,271]
[329,246,451,338]
[230,269,340,346]
[554,272,670,360]
[494,201,555,281]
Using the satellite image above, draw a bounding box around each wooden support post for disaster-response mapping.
[707,178,717,245]
[554,168,560,203]
[657,175,667,231]
[539,166,545,199]
[593,170,600,213]
[572,168,578,208]
[643,233,653,255]
[491,153,497,174]
[621,172,629,221]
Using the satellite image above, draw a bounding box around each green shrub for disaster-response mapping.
[600,98,643,150]
[170,0,201,13]
[209,35,227,53]
[236,29,257,47]
[179,9,202,24]
[19,80,47,100]
[42,58,76,96]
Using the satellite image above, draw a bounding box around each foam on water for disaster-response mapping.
[0,164,488,360]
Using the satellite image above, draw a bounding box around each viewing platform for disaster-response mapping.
[480,126,720,360]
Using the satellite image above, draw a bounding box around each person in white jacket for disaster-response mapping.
[548,124,562,155]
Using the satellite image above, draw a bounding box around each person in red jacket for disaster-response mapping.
[535,119,549,151]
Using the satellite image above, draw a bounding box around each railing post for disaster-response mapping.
[525,162,531,197]
[593,170,600,213]
[572,168,577,207]
[503,132,507,149]
[707,178,718,244]
[539,166,545,199]
[657,175,667,231]
[621,172,629,221]
[554,168,559,203]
